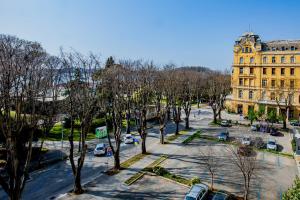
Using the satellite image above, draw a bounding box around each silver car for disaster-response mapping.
[241,136,251,145]
[184,183,208,200]
[93,143,107,156]
[267,139,277,151]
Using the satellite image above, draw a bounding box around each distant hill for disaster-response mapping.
[177,66,215,73]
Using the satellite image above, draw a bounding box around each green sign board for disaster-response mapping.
[95,126,107,138]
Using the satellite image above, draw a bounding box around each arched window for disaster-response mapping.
[272,56,276,63]
[281,56,285,63]
[245,47,249,53]
[249,91,253,99]
[263,56,267,64]
[239,57,244,64]
[291,56,295,63]
[250,57,254,64]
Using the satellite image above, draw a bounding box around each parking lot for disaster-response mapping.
[162,137,297,200]
[202,124,293,154]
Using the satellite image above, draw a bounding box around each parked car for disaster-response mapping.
[250,124,258,131]
[241,136,251,145]
[184,183,209,200]
[220,120,230,127]
[93,143,107,156]
[218,131,229,141]
[290,121,300,126]
[270,128,280,136]
[212,191,233,200]
[124,134,134,144]
[267,139,277,151]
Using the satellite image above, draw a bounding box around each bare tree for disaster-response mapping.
[36,55,61,167]
[0,34,47,200]
[133,61,155,154]
[227,145,257,200]
[208,71,231,123]
[179,70,197,129]
[153,69,169,144]
[199,145,219,190]
[97,61,131,170]
[61,50,100,194]
[274,85,294,129]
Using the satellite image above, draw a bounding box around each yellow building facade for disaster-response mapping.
[227,32,300,120]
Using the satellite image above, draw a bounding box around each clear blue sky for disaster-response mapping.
[1,0,300,70]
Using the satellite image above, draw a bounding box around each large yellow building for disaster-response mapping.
[228,32,300,120]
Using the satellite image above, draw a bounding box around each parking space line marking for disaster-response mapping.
[277,156,281,167]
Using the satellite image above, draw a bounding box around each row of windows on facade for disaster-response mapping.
[239,56,296,64]
[242,46,297,53]
[238,90,299,102]
[239,67,295,75]
[239,78,295,88]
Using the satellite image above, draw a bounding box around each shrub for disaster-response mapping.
[190,177,201,185]
[283,176,300,200]
[153,166,168,176]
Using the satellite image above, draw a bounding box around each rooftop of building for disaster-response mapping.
[236,32,300,52]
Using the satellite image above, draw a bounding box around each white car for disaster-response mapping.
[185,183,208,200]
[93,143,107,156]
[241,136,251,145]
[124,134,134,144]
[267,139,277,151]
[220,120,230,127]
[250,125,258,131]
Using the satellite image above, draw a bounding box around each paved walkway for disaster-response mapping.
[60,121,198,200]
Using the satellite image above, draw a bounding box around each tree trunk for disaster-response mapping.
[141,135,147,154]
[167,108,171,121]
[185,117,189,129]
[213,109,217,124]
[114,150,120,170]
[160,128,164,144]
[9,187,21,200]
[218,109,222,120]
[78,126,83,152]
[73,170,84,194]
[126,112,131,134]
[211,173,214,190]
[175,121,179,135]
[283,114,287,129]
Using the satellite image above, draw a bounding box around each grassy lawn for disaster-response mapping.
[182,130,202,144]
[46,123,96,141]
[166,129,190,142]
[107,152,151,176]
[120,153,150,169]
[124,155,168,185]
